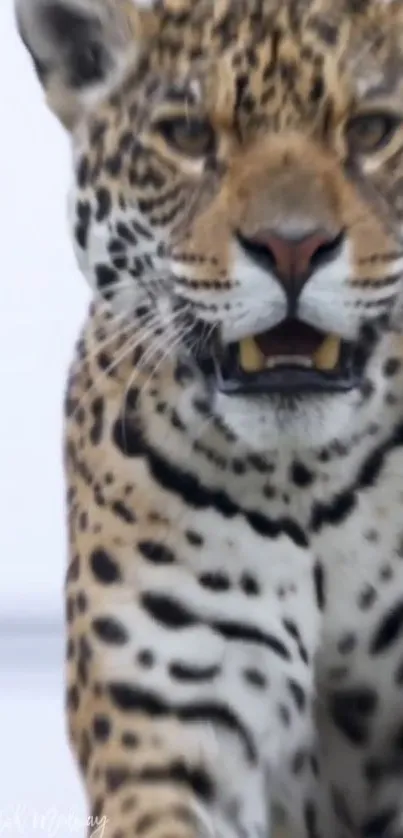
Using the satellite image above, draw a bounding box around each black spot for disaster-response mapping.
[105,153,122,177]
[310,76,324,103]
[291,749,306,774]
[379,565,393,582]
[109,683,167,715]
[126,387,139,410]
[310,754,319,777]
[248,454,272,473]
[185,530,204,547]
[90,397,104,445]
[116,221,137,244]
[198,571,231,592]
[79,729,91,771]
[283,619,309,664]
[67,684,79,712]
[361,809,396,837]
[337,633,357,654]
[311,491,356,532]
[358,423,403,489]
[137,649,154,668]
[141,593,197,629]
[77,645,89,689]
[288,679,306,711]
[361,379,374,401]
[97,351,112,372]
[90,548,120,584]
[75,200,91,248]
[370,598,403,655]
[113,254,128,271]
[109,238,125,255]
[232,458,247,474]
[247,509,307,547]
[365,528,379,544]
[77,155,89,188]
[313,561,326,610]
[358,585,377,610]
[139,761,214,801]
[67,638,75,659]
[112,500,135,524]
[92,616,128,645]
[113,416,145,457]
[90,119,107,145]
[309,16,338,45]
[169,662,220,682]
[240,573,260,596]
[174,361,194,385]
[278,704,291,726]
[79,511,88,531]
[95,264,118,297]
[384,358,401,377]
[95,187,111,222]
[243,668,266,689]
[135,814,160,836]
[329,686,377,745]
[66,596,75,623]
[192,397,210,417]
[214,619,290,659]
[106,767,131,793]
[304,801,320,838]
[121,732,139,748]
[92,715,111,742]
[137,540,176,564]
[290,461,314,487]
[76,591,87,614]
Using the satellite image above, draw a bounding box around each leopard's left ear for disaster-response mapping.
[15,0,157,129]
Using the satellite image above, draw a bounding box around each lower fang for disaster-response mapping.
[312,335,341,371]
[239,337,265,372]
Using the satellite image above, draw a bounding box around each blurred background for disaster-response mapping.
[0,0,89,832]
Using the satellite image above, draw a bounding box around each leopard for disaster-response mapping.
[15,0,403,835]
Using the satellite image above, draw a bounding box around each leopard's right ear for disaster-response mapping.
[15,0,157,129]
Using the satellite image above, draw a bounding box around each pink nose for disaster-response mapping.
[258,229,341,289]
[238,226,344,301]
[266,231,330,281]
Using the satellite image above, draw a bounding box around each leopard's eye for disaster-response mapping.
[346,112,399,154]
[156,117,215,158]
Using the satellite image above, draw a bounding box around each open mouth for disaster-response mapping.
[204,319,362,396]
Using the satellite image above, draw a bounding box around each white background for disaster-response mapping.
[0,0,89,622]
[1,1,88,832]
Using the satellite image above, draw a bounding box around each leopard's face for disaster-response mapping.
[17,0,403,450]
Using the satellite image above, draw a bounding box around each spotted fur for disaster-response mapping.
[16,0,403,836]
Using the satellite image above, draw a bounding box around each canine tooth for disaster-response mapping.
[239,337,265,372]
[312,335,341,371]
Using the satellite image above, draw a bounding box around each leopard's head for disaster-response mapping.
[17,0,403,450]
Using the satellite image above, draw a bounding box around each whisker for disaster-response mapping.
[71,305,197,424]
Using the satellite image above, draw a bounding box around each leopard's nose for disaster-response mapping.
[237,227,345,301]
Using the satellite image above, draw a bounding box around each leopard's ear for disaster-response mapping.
[15,0,157,129]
